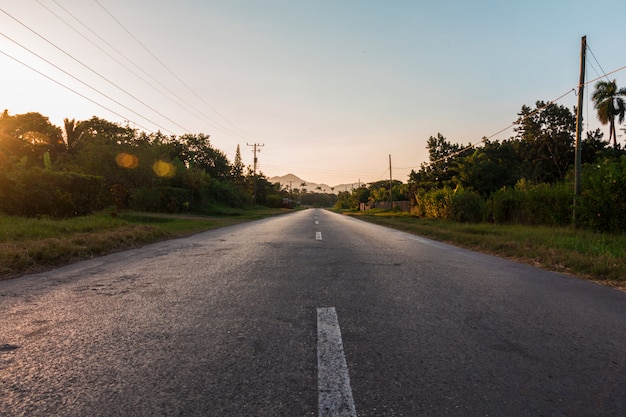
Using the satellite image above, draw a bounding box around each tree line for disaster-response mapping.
[335,80,626,233]
[0,110,295,217]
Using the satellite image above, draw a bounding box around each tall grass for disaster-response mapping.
[0,209,289,279]
[350,213,626,286]
[0,214,126,242]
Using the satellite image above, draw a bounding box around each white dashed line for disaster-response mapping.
[316,232,323,240]
[317,307,357,417]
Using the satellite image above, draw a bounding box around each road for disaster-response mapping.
[1,208,625,416]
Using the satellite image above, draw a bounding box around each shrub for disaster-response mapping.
[487,181,573,226]
[578,157,626,232]
[487,188,521,224]
[451,189,484,222]
[0,167,103,217]
[129,187,194,213]
[415,187,483,222]
[265,194,283,208]
[415,188,453,219]
[195,179,252,210]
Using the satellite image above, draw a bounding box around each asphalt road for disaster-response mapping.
[1,208,625,416]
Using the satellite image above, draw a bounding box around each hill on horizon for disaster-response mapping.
[268,173,362,194]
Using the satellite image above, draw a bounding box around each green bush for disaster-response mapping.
[415,188,453,219]
[196,179,251,210]
[523,181,572,226]
[487,181,573,226]
[265,194,283,208]
[0,167,103,217]
[129,187,194,213]
[451,189,484,222]
[415,187,483,222]
[579,157,626,232]
[487,188,521,224]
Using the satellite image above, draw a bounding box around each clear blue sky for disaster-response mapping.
[1,0,625,186]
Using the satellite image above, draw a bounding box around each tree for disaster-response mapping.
[513,101,575,183]
[455,139,519,196]
[581,129,609,164]
[231,144,245,184]
[0,111,64,163]
[178,133,231,179]
[408,133,470,192]
[79,116,137,145]
[592,79,626,148]
[63,118,86,153]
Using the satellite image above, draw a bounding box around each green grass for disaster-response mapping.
[4,208,625,289]
[346,212,626,288]
[0,208,289,280]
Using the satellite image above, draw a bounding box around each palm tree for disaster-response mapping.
[592,79,626,148]
[63,118,84,153]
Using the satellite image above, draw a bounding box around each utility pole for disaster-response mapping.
[247,143,264,204]
[389,154,393,207]
[573,36,586,226]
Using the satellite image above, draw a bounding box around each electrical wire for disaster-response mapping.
[0,31,175,134]
[0,7,192,134]
[395,63,626,172]
[0,48,153,132]
[93,0,259,143]
[586,43,611,82]
[43,0,256,144]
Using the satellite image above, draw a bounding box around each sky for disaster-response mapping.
[1,0,625,187]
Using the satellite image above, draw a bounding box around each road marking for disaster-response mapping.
[315,220,320,224]
[316,232,323,240]
[317,307,357,417]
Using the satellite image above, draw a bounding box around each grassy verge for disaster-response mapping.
[345,210,626,290]
[0,208,289,280]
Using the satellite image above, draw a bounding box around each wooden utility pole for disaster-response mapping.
[247,142,264,204]
[389,154,393,207]
[573,36,586,225]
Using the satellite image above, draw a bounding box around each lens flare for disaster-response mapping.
[152,160,176,177]
[115,153,139,169]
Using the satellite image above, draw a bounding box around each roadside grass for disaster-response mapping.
[346,211,626,289]
[0,208,289,280]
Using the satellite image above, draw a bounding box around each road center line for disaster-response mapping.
[317,307,357,417]
[316,231,323,240]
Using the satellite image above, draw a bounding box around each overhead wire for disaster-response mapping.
[0,7,192,134]
[37,0,186,118]
[0,31,177,134]
[93,0,259,144]
[394,63,626,173]
[5,3,625,179]
[0,48,153,132]
[44,0,254,144]
[586,44,611,82]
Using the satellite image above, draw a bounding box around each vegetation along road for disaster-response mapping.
[2,209,625,416]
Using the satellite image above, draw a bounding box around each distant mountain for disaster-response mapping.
[268,173,362,194]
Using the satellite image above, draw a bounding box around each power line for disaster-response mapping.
[93,0,259,144]
[37,0,178,111]
[42,0,254,143]
[0,47,153,132]
[0,31,174,133]
[586,43,610,82]
[0,7,191,134]
[397,63,626,172]
[584,64,626,86]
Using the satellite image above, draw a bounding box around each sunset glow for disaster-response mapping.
[1,1,624,185]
